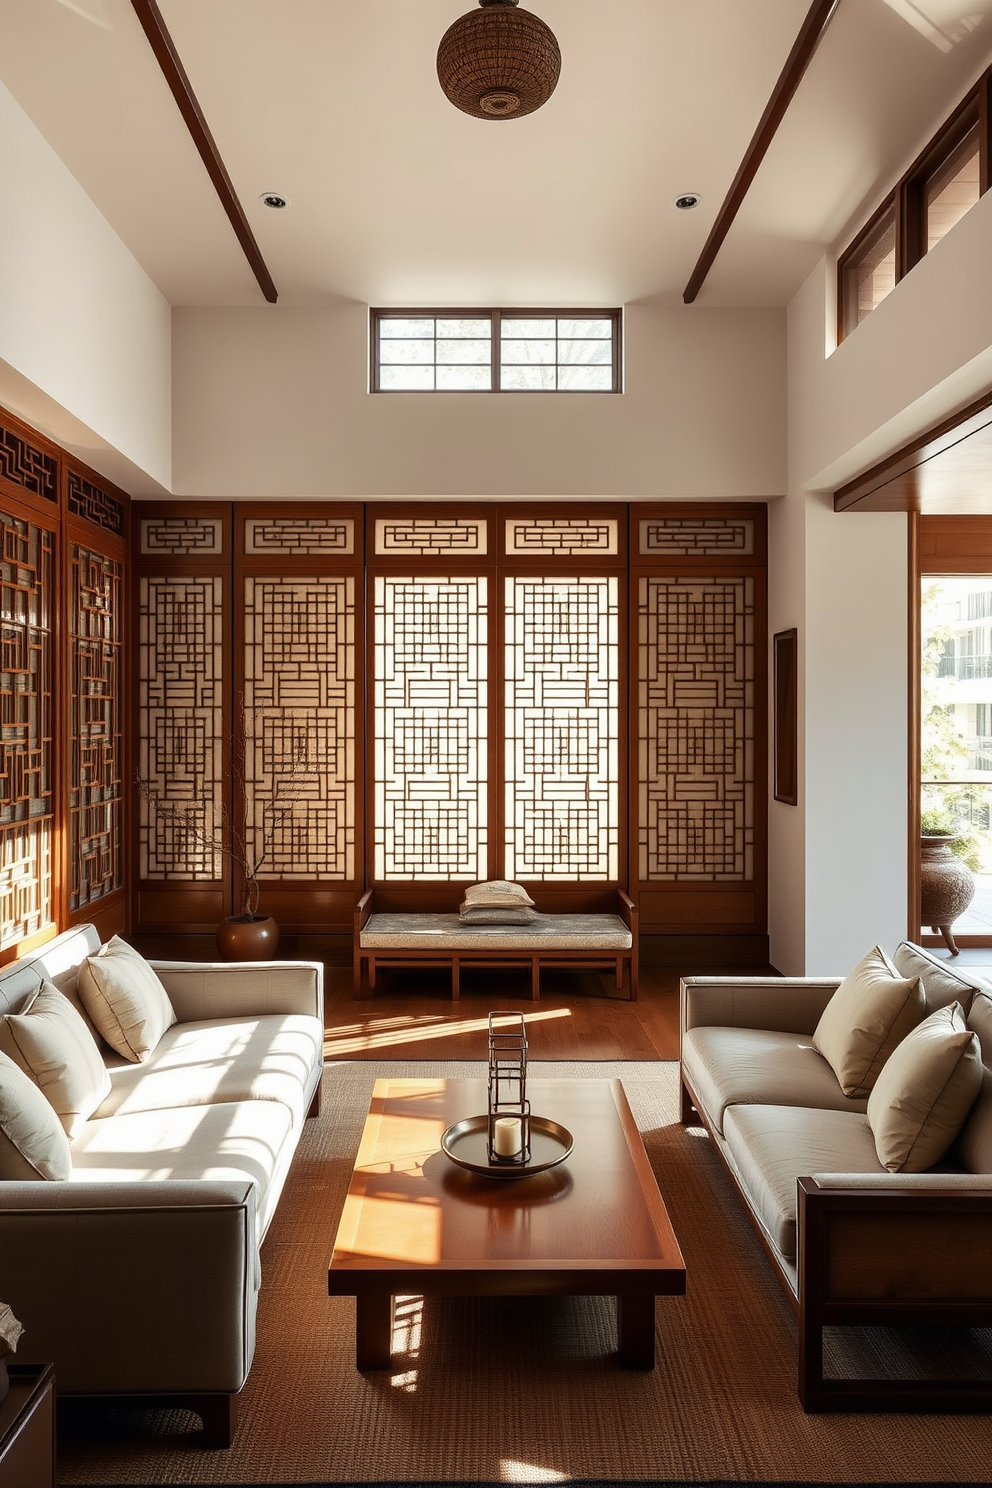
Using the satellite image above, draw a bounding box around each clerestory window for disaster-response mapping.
[371,309,621,393]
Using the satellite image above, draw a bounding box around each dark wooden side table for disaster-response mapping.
[0,1363,55,1488]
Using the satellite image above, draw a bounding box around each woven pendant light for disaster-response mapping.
[437,0,561,121]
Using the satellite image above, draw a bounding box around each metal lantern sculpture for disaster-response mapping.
[487,1012,531,1164]
[436,0,561,121]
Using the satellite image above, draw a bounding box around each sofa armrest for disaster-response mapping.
[0,1180,258,1394]
[797,1175,992,1409]
[149,959,323,1023]
[681,976,841,1036]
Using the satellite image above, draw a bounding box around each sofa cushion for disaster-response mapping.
[812,945,925,1097]
[0,980,111,1139]
[682,1026,866,1136]
[0,1049,72,1180]
[892,941,987,1013]
[957,992,992,1174]
[722,1104,883,1261]
[78,936,177,1063]
[92,1014,323,1127]
[71,1097,296,1239]
[868,1002,983,1173]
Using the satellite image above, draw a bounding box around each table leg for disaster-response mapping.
[617,1292,655,1369]
[356,1292,394,1371]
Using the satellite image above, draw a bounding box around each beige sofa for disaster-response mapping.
[681,941,992,1412]
[0,923,324,1447]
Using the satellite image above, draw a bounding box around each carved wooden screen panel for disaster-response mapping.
[0,510,53,949]
[137,575,225,880]
[373,576,488,880]
[631,505,766,937]
[70,545,123,910]
[504,576,619,880]
[638,576,754,882]
[243,576,355,880]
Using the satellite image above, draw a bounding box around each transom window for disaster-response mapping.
[372,310,621,393]
[838,71,990,342]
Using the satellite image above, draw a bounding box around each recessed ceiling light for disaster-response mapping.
[259,192,290,209]
[674,193,701,210]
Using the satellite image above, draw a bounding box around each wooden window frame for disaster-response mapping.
[838,64,992,343]
[370,308,622,394]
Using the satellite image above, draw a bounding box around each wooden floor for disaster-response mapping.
[323,962,768,1061]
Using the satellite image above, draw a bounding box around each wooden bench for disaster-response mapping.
[354,889,638,1002]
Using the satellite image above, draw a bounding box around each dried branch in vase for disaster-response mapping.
[135,699,313,920]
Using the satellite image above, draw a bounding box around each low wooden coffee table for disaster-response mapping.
[327,1077,685,1371]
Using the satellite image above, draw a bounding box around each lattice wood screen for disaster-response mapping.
[244,576,355,880]
[0,509,53,949]
[505,576,619,880]
[373,575,488,881]
[138,575,225,880]
[131,501,765,938]
[70,544,123,909]
[637,576,754,880]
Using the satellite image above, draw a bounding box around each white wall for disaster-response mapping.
[171,303,787,498]
[775,186,992,973]
[0,80,171,495]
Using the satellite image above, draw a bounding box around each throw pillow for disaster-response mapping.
[458,905,538,925]
[77,936,176,1064]
[0,980,111,1139]
[812,945,926,1097]
[462,880,535,909]
[0,1049,71,1181]
[868,1002,983,1173]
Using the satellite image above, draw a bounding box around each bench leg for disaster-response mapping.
[451,958,460,1001]
[531,958,541,1000]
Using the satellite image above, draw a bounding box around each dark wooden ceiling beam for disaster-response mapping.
[683,0,842,305]
[129,0,278,304]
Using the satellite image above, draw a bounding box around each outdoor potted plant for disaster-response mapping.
[920,808,977,956]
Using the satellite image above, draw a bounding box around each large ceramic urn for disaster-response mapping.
[920,834,974,956]
[215,913,280,961]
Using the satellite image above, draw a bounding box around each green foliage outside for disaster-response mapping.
[920,581,990,873]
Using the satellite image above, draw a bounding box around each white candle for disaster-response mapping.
[493,1116,523,1158]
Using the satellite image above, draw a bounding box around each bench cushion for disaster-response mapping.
[360,912,632,951]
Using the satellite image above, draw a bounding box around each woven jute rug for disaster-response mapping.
[57,1061,992,1486]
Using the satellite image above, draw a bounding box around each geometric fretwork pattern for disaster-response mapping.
[0,424,57,504]
[244,518,355,556]
[638,576,754,881]
[67,473,125,537]
[138,576,224,879]
[374,577,487,880]
[374,519,487,556]
[0,510,53,946]
[504,577,619,881]
[639,518,755,557]
[140,517,224,555]
[505,518,619,556]
[70,545,123,909]
[243,577,355,880]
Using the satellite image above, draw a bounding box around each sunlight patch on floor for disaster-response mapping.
[500,1461,568,1482]
[326,1006,572,1055]
[390,1295,423,1393]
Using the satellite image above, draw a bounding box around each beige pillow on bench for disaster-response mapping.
[813,945,925,1098]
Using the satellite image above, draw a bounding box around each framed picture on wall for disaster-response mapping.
[773,628,798,806]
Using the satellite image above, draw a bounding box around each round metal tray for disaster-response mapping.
[440,1114,573,1178]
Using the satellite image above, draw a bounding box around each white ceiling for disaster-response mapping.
[2,0,992,309]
